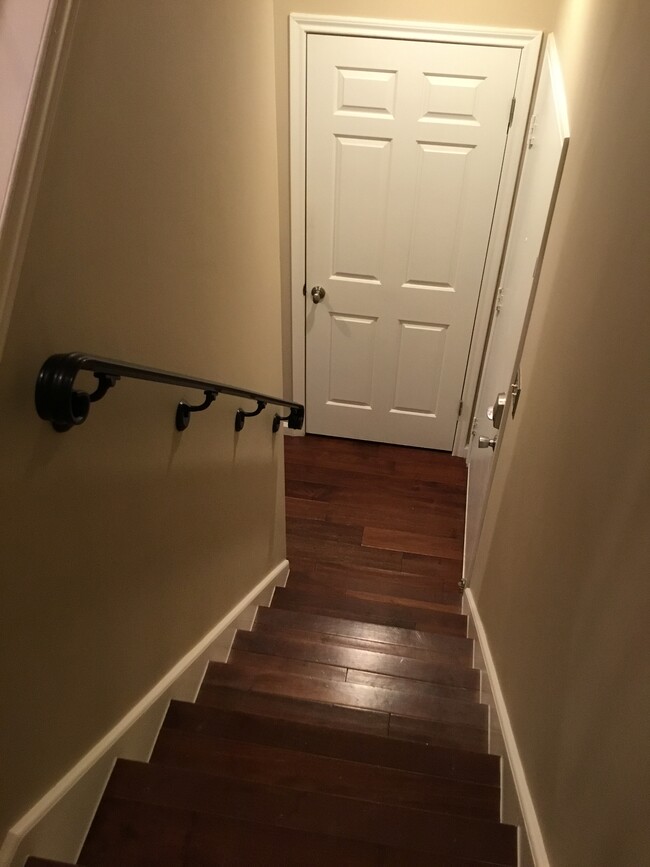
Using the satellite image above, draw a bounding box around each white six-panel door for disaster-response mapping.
[305,34,520,449]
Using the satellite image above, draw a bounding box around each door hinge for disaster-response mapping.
[470,416,479,438]
[528,114,538,149]
[511,369,522,418]
[495,285,505,315]
[458,400,463,417]
[302,283,306,296]
[507,97,516,130]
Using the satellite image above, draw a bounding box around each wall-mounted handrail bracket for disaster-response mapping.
[34,354,121,432]
[235,400,266,432]
[89,372,119,403]
[35,352,304,436]
[273,405,304,433]
[175,390,218,432]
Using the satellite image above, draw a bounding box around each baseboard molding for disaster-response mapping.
[463,589,549,867]
[0,558,290,867]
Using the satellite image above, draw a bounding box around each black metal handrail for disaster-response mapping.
[35,352,304,434]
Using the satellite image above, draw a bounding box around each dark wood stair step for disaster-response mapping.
[151,725,499,820]
[196,681,390,736]
[162,700,500,786]
[225,646,347,683]
[254,605,474,665]
[100,759,517,864]
[197,679,488,753]
[80,795,500,867]
[228,645,478,705]
[271,584,468,635]
[286,572,461,616]
[287,565,462,609]
[201,661,487,731]
[232,627,479,692]
[250,619,471,671]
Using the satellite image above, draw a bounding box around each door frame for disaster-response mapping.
[288,13,542,452]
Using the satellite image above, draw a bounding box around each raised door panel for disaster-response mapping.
[391,321,448,416]
[328,313,377,408]
[332,136,391,283]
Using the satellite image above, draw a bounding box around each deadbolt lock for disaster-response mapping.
[486,392,507,430]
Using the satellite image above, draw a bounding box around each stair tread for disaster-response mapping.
[344,666,478,702]
[252,616,472,670]
[104,759,517,864]
[81,796,502,867]
[273,585,468,636]
[162,700,500,785]
[197,679,488,753]
[233,627,479,690]
[287,554,462,592]
[202,660,487,729]
[197,680,390,734]
[287,558,460,591]
[229,646,479,704]
[287,568,462,610]
[256,604,472,656]
[285,576,462,617]
[151,726,500,819]
[227,646,347,682]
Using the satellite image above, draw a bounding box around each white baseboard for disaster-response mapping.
[0,559,290,867]
[463,588,549,867]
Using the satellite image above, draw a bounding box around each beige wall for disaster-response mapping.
[472,0,650,864]
[273,0,564,392]
[0,0,286,837]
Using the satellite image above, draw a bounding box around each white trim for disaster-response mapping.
[288,13,542,447]
[0,559,290,867]
[0,0,78,365]
[464,588,549,867]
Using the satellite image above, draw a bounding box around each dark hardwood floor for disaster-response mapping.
[27,434,517,867]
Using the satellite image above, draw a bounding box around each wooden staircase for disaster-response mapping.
[26,436,517,866]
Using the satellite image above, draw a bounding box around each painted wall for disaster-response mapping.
[272,0,564,392]
[471,0,650,863]
[0,0,285,839]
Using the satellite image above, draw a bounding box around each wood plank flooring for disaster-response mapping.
[27,435,517,867]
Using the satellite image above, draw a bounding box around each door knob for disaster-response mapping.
[311,286,326,304]
[486,392,507,430]
[478,436,497,450]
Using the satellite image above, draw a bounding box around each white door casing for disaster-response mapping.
[464,35,570,579]
[289,15,542,452]
[305,34,520,449]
